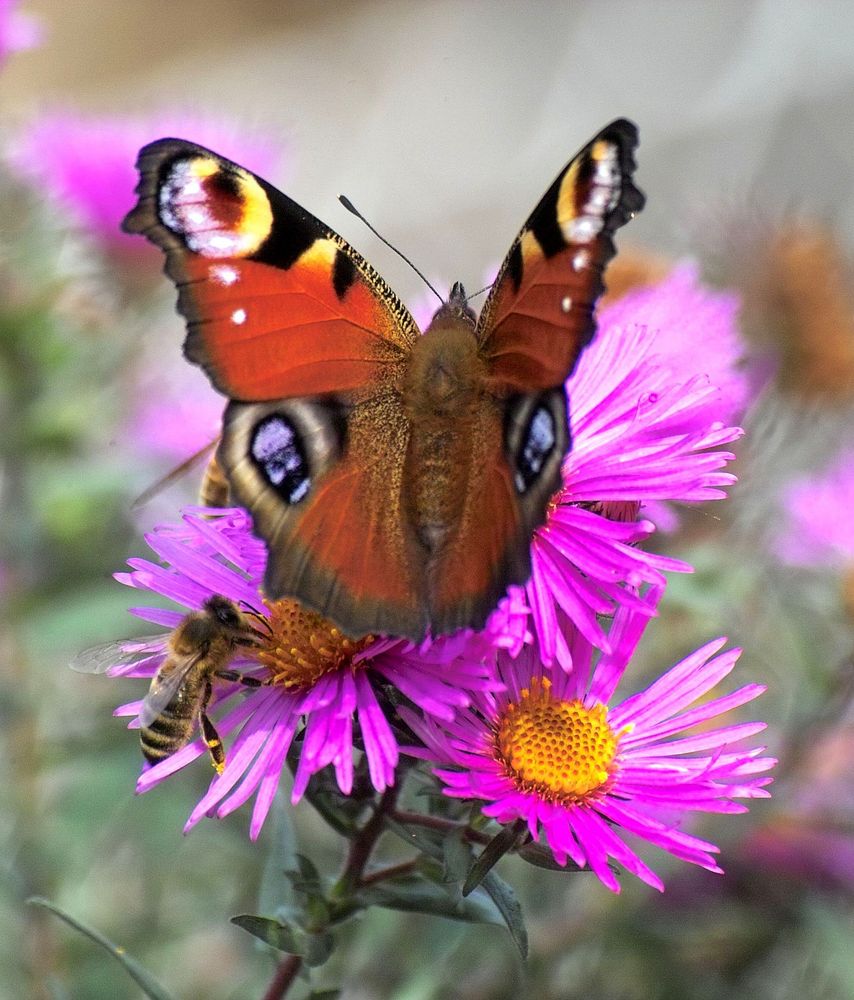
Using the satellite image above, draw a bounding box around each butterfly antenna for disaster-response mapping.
[465,282,494,303]
[338,194,443,304]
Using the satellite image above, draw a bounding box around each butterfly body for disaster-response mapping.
[403,286,488,546]
[124,121,643,640]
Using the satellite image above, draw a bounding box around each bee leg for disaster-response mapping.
[199,684,226,775]
[216,669,267,688]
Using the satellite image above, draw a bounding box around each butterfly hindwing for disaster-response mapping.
[219,391,428,639]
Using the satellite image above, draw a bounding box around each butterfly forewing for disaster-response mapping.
[427,120,643,633]
[477,118,644,392]
[122,138,419,402]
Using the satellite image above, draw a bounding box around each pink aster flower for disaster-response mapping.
[8,111,285,256]
[109,506,498,839]
[0,1,41,66]
[776,448,854,568]
[601,263,749,424]
[402,587,774,893]
[523,265,745,669]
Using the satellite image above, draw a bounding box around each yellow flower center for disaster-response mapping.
[494,676,621,803]
[252,599,374,691]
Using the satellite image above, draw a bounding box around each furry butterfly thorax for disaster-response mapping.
[123,119,644,641]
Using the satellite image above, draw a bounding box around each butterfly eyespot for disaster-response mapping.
[158,156,273,258]
[250,415,311,505]
[514,405,557,494]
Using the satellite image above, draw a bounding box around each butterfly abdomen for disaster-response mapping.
[403,318,491,552]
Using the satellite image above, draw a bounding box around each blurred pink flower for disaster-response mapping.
[739,722,854,890]
[776,449,854,567]
[9,111,285,254]
[741,820,854,890]
[0,0,41,65]
[600,263,749,424]
[130,356,224,462]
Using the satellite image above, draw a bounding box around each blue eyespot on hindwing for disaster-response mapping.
[250,415,310,504]
[515,404,556,494]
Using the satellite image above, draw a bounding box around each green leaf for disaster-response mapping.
[357,872,504,927]
[301,771,366,836]
[28,897,175,1000]
[442,830,473,885]
[463,821,527,895]
[231,914,301,954]
[385,817,447,861]
[307,991,341,1000]
[480,872,528,959]
[518,841,583,872]
[231,915,334,968]
[258,792,299,917]
[301,931,335,968]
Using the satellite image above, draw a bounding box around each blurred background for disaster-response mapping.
[2,1,854,997]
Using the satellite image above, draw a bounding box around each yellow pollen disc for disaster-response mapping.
[495,677,620,803]
[253,599,374,691]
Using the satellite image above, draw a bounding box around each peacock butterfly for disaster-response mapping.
[123,119,644,641]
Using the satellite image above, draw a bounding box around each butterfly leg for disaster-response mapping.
[199,680,226,774]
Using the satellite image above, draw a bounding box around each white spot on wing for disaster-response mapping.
[231,308,247,325]
[211,264,239,286]
[561,296,572,313]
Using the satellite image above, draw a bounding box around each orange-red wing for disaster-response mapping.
[477,119,644,393]
[123,139,418,402]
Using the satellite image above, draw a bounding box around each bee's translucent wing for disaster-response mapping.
[138,651,205,729]
[70,635,168,675]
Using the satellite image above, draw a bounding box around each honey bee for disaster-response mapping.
[72,595,269,773]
